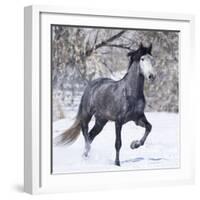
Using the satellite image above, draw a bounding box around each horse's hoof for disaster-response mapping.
[115,160,121,166]
[82,152,89,158]
[130,140,141,149]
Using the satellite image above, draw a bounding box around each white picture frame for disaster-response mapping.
[24,5,195,194]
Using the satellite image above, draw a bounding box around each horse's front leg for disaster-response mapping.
[131,114,152,149]
[115,121,122,166]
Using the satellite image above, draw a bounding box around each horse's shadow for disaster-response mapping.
[121,157,167,164]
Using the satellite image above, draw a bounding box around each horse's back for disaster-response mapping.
[84,78,115,97]
[89,77,114,87]
[79,78,117,117]
[80,77,128,121]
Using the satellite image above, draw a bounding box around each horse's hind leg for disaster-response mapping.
[82,117,107,157]
[88,117,107,144]
[81,117,91,157]
[131,114,152,149]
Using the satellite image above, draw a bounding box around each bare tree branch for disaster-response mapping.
[54,26,65,40]
[75,64,89,84]
[103,44,132,50]
[95,30,126,49]
[93,30,99,49]
[86,30,126,56]
[101,60,115,75]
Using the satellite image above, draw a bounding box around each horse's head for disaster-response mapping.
[127,43,156,81]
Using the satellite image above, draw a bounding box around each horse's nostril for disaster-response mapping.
[149,74,155,81]
[149,74,153,79]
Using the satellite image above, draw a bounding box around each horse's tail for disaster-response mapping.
[55,104,82,146]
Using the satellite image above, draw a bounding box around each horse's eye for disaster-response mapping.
[141,58,144,61]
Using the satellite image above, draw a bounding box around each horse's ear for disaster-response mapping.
[127,50,135,57]
[148,43,152,53]
[139,42,144,49]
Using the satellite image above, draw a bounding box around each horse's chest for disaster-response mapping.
[124,97,145,121]
[134,99,145,113]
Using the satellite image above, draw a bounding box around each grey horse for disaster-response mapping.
[57,42,156,166]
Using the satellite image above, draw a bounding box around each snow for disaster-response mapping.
[52,112,179,174]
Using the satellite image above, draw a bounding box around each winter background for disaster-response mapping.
[51,26,179,174]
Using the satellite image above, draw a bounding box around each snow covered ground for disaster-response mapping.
[52,112,179,174]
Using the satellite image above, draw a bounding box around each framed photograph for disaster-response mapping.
[24,5,195,194]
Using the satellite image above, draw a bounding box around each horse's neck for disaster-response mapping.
[123,62,144,98]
